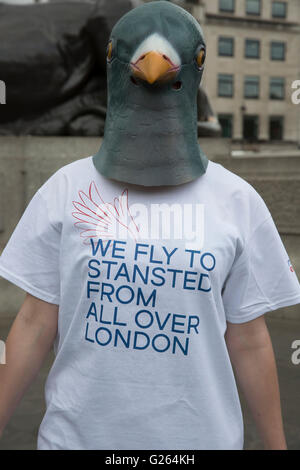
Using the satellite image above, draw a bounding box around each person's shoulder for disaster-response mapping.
[207,160,263,201]
[38,155,93,194]
[207,160,271,223]
[208,160,250,189]
[34,155,94,222]
[54,155,93,178]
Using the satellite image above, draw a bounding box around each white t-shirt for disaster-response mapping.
[0,156,300,450]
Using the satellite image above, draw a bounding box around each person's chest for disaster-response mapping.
[59,172,242,306]
[53,169,245,360]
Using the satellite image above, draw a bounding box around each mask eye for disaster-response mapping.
[196,47,206,69]
[107,40,113,62]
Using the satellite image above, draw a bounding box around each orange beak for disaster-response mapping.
[131,51,179,84]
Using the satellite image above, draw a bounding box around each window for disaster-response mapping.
[270,77,285,100]
[271,41,285,60]
[218,74,234,97]
[244,76,260,99]
[219,0,235,12]
[245,39,260,59]
[219,37,234,57]
[243,115,259,142]
[218,114,233,138]
[246,0,261,15]
[272,2,287,18]
[270,116,284,140]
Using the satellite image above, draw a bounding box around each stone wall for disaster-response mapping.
[0,136,299,319]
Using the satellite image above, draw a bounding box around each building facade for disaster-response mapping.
[194,0,300,143]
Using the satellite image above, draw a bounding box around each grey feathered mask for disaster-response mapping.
[93,0,208,186]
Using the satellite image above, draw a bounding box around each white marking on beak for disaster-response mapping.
[130,32,181,67]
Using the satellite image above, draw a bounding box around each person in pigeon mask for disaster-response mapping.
[0,0,300,451]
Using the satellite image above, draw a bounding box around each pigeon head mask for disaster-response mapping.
[93,0,209,186]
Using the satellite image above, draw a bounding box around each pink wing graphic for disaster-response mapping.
[72,181,140,245]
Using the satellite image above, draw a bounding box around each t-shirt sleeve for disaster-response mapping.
[222,215,300,324]
[0,189,61,305]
